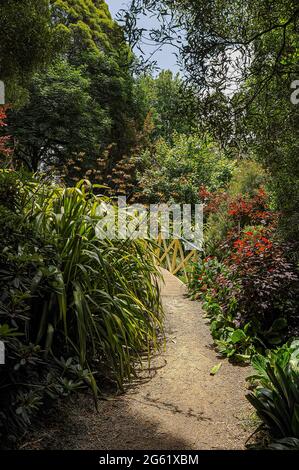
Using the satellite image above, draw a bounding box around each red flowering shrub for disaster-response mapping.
[228,188,274,227]
[200,184,273,226]
[225,228,299,340]
[200,181,278,259]
[193,174,299,361]
[192,184,299,357]
[230,229,273,262]
[199,185,228,216]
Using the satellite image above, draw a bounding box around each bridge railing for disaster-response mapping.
[154,234,200,283]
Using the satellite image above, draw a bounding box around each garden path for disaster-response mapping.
[23,268,252,450]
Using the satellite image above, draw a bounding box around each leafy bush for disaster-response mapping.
[0,171,163,446]
[247,340,299,446]
[136,133,236,204]
[190,227,299,361]
[202,160,268,255]
[203,187,274,256]
[190,257,256,361]
[0,189,79,443]
[226,229,299,340]
[228,160,267,199]
[190,174,299,360]
[0,171,18,208]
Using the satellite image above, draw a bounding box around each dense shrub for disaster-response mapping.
[136,133,236,204]
[227,229,299,338]
[191,229,299,360]
[189,159,299,447]
[0,191,71,443]
[190,168,299,360]
[0,171,163,446]
[247,340,299,448]
[202,161,268,255]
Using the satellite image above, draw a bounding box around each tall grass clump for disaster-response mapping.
[0,171,163,445]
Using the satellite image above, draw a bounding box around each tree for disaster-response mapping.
[51,0,128,55]
[51,0,139,165]
[137,71,198,142]
[98,70,200,199]
[7,60,110,172]
[123,1,298,108]
[0,0,65,104]
[123,1,299,241]
[5,0,144,179]
[136,133,235,204]
[245,73,299,241]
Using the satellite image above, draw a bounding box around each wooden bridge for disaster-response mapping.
[153,234,200,283]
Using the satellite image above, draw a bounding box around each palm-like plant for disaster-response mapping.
[247,340,299,442]
[23,179,163,388]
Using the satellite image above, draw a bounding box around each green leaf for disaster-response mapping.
[210,362,222,376]
[230,329,246,344]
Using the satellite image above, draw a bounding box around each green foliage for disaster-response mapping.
[137,71,198,142]
[0,0,66,104]
[29,180,163,380]
[0,182,70,442]
[228,161,268,199]
[190,226,299,361]
[247,74,299,243]
[123,1,298,99]
[0,170,20,209]
[189,170,299,361]
[50,0,139,168]
[210,362,222,376]
[247,340,299,444]
[124,1,299,245]
[51,0,127,57]
[268,437,299,450]
[8,60,110,172]
[0,170,163,445]
[137,133,235,203]
[202,160,267,256]
[190,257,256,362]
[3,0,144,178]
[183,0,299,246]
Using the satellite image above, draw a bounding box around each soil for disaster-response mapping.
[20,268,253,450]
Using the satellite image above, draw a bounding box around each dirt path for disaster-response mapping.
[24,269,253,450]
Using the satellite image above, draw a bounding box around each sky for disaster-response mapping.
[106,0,180,73]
